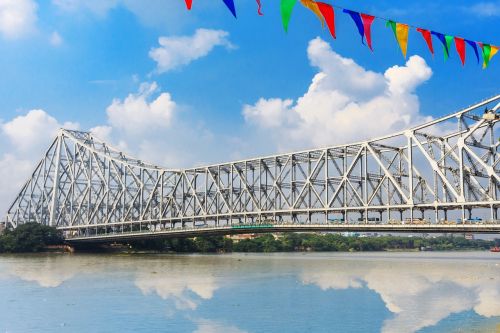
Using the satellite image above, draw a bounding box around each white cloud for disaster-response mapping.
[149,28,234,73]
[0,154,33,214]
[2,109,78,153]
[90,81,223,168]
[243,37,432,152]
[469,2,500,17]
[49,30,62,46]
[192,318,248,333]
[0,0,37,39]
[0,110,79,214]
[243,98,296,129]
[89,125,113,142]
[106,82,176,134]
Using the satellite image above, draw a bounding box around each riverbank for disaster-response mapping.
[1,223,498,254]
[123,233,497,254]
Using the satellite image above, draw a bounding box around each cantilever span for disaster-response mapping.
[3,95,500,241]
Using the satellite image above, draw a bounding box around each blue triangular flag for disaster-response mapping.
[223,0,237,18]
[431,31,450,58]
[465,39,480,64]
[343,9,365,45]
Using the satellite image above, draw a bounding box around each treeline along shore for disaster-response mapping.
[0,223,498,253]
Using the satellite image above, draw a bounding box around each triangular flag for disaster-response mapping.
[185,0,193,10]
[344,9,365,45]
[361,14,375,51]
[300,0,325,26]
[454,37,466,66]
[432,31,451,60]
[416,28,434,55]
[481,43,492,68]
[256,0,263,15]
[387,21,409,58]
[222,0,237,18]
[281,0,297,32]
[316,2,335,39]
[491,45,499,64]
[386,20,396,35]
[395,23,409,58]
[445,35,454,57]
[465,39,480,64]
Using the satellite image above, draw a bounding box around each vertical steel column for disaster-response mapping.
[407,134,414,223]
[49,133,62,227]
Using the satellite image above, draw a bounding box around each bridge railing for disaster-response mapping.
[62,219,500,240]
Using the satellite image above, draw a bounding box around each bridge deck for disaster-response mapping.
[65,223,500,243]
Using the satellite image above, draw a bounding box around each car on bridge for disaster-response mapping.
[403,218,429,225]
[465,217,483,224]
[328,218,345,224]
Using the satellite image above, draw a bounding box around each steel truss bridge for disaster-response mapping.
[3,96,500,243]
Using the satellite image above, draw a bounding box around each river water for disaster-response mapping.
[0,252,499,333]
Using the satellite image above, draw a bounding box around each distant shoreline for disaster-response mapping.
[1,223,498,254]
[71,233,498,254]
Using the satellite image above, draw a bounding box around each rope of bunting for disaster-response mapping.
[184,0,498,68]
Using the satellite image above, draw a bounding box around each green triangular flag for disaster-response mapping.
[281,0,297,32]
[444,34,453,60]
[386,20,396,37]
[481,43,491,68]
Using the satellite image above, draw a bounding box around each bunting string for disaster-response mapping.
[183,0,498,68]
[256,0,263,16]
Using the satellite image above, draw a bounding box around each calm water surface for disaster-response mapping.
[0,252,499,333]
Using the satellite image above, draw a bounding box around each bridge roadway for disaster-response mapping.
[64,222,500,243]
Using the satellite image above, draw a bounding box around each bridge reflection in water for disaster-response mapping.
[3,95,500,242]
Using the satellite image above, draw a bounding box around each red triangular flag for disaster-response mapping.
[454,37,466,66]
[360,14,375,51]
[316,2,335,39]
[185,0,192,10]
[416,28,434,55]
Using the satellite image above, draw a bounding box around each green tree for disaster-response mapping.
[0,223,63,253]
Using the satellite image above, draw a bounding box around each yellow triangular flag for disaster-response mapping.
[300,0,325,27]
[490,45,499,62]
[395,23,409,58]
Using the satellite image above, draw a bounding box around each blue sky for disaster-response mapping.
[0,0,499,209]
[0,0,498,125]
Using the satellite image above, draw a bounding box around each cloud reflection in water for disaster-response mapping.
[300,254,500,333]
